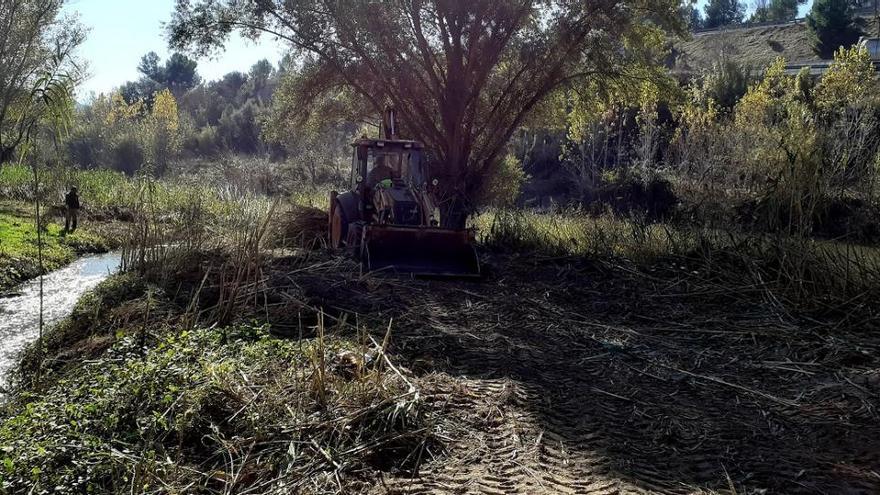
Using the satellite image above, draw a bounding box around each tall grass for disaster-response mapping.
[476,208,697,261]
[478,207,880,312]
[0,163,231,218]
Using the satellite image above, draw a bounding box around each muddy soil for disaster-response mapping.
[268,252,880,494]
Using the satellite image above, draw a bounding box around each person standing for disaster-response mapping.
[64,186,80,232]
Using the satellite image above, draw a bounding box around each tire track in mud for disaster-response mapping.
[292,257,880,494]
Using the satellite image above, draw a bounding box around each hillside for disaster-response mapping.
[673,22,822,74]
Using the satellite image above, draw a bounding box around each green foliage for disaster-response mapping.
[69,57,277,175]
[813,45,879,111]
[672,47,880,235]
[811,46,880,190]
[703,0,745,27]
[169,0,686,221]
[480,154,529,207]
[807,0,863,58]
[751,0,806,22]
[563,69,679,203]
[567,70,680,145]
[263,67,363,186]
[685,3,704,29]
[735,60,823,233]
[178,60,277,156]
[121,52,201,107]
[0,207,107,291]
[0,0,86,165]
[695,58,753,111]
[0,163,233,223]
[143,90,182,174]
[68,89,183,176]
[1,324,426,493]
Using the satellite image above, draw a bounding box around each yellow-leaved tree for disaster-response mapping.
[735,58,820,234]
[812,46,880,195]
[143,89,181,175]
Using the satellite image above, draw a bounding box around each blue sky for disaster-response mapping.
[64,0,286,99]
[695,0,815,17]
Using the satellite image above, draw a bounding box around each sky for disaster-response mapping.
[63,0,287,99]
[694,0,815,18]
[65,0,814,99]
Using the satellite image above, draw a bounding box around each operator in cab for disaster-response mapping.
[367,155,394,188]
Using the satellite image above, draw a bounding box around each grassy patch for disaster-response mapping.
[0,205,110,292]
[1,325,431,494]
[475,208,696,260]
[0,212,74,291]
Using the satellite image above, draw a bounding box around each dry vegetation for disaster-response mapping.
[2,18,880,495]
[675,22,819,74]
[2,185,877,492]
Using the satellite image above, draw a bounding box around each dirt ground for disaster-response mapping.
[266,250,880,494]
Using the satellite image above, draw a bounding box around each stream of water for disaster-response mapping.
[0,252,121,388]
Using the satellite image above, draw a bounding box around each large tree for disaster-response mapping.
[169,0,684,226]
[807,0,863,58]
[0,0,85,164]
[751,0,806,22]
[121,51,201,106]
[703,0,745,28]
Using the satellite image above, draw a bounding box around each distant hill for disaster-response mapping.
[671,16,877,76]
[672,21,822,75]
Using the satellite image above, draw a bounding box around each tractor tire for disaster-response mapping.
[330,199,349,249]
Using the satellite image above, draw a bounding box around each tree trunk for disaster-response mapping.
[440,195,469,230]
[435,155,472,230]
[0,145,14,165]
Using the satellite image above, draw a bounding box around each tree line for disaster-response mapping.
[68,52,285,175]
[2,0,877,228]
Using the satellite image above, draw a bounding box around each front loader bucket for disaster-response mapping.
[362,225,481,277]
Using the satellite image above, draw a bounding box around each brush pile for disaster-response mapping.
[272,205,329,249]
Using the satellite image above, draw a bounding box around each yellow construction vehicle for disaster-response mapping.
[328,108,480,277]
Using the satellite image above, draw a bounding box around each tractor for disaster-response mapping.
[328,108,480,277]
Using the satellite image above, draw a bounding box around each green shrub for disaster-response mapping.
[480,154,528,208]
[1,326,429,493]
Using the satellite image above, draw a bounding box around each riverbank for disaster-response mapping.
[1,262,432,493]
[3,236,878,493]
[0,201,114,293]
[1,191,878,493]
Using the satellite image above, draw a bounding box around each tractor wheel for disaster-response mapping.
[330,200,348,249]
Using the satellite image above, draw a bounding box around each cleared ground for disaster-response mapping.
[274,251,880,494]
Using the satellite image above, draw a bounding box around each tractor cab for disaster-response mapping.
[349,138,435,228]
[351,138,426,191]
[328,108,480,277]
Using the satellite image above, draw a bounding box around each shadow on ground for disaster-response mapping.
[270,252,880,494]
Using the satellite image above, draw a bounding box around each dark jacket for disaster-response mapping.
[65,191,80,209]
